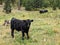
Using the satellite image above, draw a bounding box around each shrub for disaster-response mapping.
[25,0,43,11]
[4,0,11,14]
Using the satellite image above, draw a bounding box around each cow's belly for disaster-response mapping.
[15,27,21,31]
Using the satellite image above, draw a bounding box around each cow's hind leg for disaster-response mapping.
[11,29,14,38]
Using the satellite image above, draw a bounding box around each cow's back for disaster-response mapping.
[11,18,22,30]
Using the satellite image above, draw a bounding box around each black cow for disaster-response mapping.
[40,10,48,13]
[10,18,33,40]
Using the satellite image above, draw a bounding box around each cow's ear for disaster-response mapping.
[31,20,33,22]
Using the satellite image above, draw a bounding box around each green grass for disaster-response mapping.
[0,8,60,45]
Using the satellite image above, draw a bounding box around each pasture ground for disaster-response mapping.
[0,7,60,45]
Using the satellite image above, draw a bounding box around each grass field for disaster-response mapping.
[0,7,60,45]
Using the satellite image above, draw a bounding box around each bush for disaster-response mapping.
[52,6,56,10]
[25,0,43,11]
[4,0,11,14]
[52,8,56,10]
[58,5,60,9]
[25,0,33,11]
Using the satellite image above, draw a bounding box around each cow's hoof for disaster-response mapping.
[22,38,24,40]
[27,37,29,40]
[12,36,14,38]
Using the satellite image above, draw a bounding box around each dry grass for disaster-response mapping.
[0,7,60,45]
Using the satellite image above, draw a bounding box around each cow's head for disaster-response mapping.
[24,19,33,27]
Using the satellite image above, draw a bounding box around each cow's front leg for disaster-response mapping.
[22,31,25,40]
[26,32,29,39]
[11,29,14,38]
